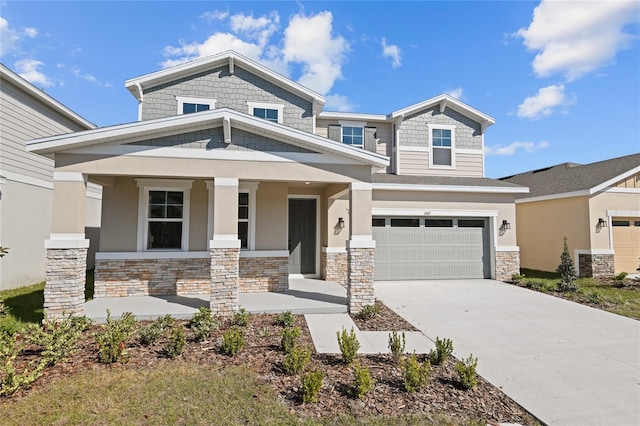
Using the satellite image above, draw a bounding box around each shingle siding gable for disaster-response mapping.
[400,106,482,149]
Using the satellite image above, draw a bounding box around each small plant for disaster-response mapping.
[220,327,245,356]
[232,308,251,327]
[614,272,628,288]
[275,311,295,327]
[456,354,479,390]
[163,325,186,359]
[510,273,525,284]
[388,331,406,359]
[336,327,360,365]
[281,326,301,354]
[429,337,453,366]
[301,368,324,403]
[96,310,137,364]
[352,362,375,398]
[402,352,431,393]
[556,237,578,292]
[189,307,218,342]
[0,331,46,397]
[359,303,380,321]
[138,322,163,346]
[282,344,312,375]
[24,314,91,367]
[528,279,552,292]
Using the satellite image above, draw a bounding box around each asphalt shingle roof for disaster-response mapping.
[372,173,526,189]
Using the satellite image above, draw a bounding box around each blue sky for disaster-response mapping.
[1,1,639,178]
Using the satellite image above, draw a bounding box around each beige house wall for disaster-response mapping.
[588,191,640,250]
[255,182,288,250]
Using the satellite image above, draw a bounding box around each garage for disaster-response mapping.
[372,217,490,280]
[612,217,640,274]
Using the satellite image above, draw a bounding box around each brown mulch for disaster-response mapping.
[350,300,419,332]
[1,313,537,424]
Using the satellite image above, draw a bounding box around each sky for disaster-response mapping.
[1,1,639,178]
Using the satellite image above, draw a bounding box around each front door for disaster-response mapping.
[288,199,316,274]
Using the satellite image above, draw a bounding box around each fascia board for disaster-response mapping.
[372,183,528,194]
[317,111,389,122]
[515,190,589,204]
[389,94,495,126]
[590,165,640,195]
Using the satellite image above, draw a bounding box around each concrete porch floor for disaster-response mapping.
[84,278,347,322]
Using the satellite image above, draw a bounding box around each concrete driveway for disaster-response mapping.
[375,280,640,426]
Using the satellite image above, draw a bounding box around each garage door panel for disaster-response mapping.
[612,217,640,274]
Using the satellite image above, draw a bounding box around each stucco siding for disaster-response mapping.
[255,182,288,250]
[588,191,640,250]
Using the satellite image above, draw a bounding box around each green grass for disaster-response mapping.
[519,269,640,320]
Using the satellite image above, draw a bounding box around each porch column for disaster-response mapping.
[44,173,89,319]
[209,177,240,316]
[347,182,375,314]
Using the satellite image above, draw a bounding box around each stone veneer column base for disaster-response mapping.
[45,248,87,319]
[495,250,520,282]
[321,249,348,288]
[239,256,288,292]
[347,245,375,314]
[210,247,240,316]
[578,253,615,278]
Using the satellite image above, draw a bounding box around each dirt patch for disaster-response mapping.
[350,300,419,332]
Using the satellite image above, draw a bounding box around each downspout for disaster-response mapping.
[136,83,144,121]
[394,114,404,175]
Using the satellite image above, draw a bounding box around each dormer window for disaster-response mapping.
[428,124,456,168]
[176,96,216,115]
[342,126,364,147]
[247,101,284,124]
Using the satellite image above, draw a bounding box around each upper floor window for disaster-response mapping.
[429,125,456,168]
[342,126,364,147]
[176,96,216,115]
[247,101,284,124]
[253,108,279,122]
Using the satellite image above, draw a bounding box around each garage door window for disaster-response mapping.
[425,219,453,227]
[458,219,485,228]
[372,218,386,227]
[612,220,630,226]
[391,218,420,227]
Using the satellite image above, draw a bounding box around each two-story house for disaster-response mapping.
[26,51,527,319]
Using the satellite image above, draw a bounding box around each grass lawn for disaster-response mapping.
[517,269,640,320]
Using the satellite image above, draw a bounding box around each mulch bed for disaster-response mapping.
[350,300,419,332]
[1,309,537,425]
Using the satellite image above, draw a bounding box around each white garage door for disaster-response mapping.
[612,217,640,274]
[372,217,490,280]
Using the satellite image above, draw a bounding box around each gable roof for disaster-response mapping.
[26,108,389,169]
[500,153,640,200]
[0,63,96,130]
[125,51,325,111]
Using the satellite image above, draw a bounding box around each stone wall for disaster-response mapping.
[94,257,211,297]
[239,256,288,292]
[347,247,375,314]
[578,253,615,278]
[45,248,87,319]
[210,248,240,316]
[495,250,520,282]
[321,250,348,287]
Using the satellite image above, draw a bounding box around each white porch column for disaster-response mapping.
[347,182,375,314]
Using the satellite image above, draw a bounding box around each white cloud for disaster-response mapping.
[200,10,229,23]
[71,66,97,82]
[24,27,38,38]
[325,94,356,112]
[381,37,401,68]
[515,0,640,80]
[162,32,265,68]
[0,17,20,57]
[14,59,54,88]
[485,140,550,156]
[517,84,575,119]
[445,87,464,100]
[230,12,279,47]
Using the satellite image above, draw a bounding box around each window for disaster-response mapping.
[458,219,485,228]
[238,192,250,249]
[342,126,364,147]
[425,219,453,227]
[612,220,630,226]
[176,96,216,115]
[253,108,279,122]
[372,218,386,227]
[247,102,284,124]
[391,218,420,227]
[429,125,455,168]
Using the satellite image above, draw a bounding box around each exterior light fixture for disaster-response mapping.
[597,218,607,228]
[502,220,511,230]
[338,217,345,229]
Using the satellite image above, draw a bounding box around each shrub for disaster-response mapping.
[529,280,552,292]
[586,291,602,305]
[221,327,245,356]
[510,273,525,284]
[337,327,360,365]
[388,331,406,359]
[138,322,163,346]
[301,368,324,403]
[556,237,578,292]
[232,308,251,327]
[614,272,628,288]
[164,325,186,359]
[429,337,453,366]
[359,304,380,321]
[0,331,46,397]
[281,326,301,354]
[402,353,431,392]
[282,344,312,375]
[96,310,137,364]
[189,307,218,342]
[275,311,295,328]
[24,314,91,367]
[456,354,479,390]
[352,363,375,398]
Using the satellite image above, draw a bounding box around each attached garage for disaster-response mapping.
[612,217,640,274]
[372,217,490,280]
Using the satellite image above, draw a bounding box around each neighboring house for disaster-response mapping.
[501,154,640,277]
[0,64,102,291]
[25,51,527,318]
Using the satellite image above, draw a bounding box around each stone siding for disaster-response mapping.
[578,253,615,278]
[239,256,288,292]
[210,248,240,316]
[347,247,375,314]
[94,257,211,297]
[45,248,87,319]
[321,250,348,287]
[495,250,520,282]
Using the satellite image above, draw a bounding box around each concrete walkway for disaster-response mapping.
[375,279,640,426]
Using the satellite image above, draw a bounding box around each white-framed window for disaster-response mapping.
[428,124,456,168]
[176,96,217,115]
[247,101,284,124]
[206,181,258,250]
[339,120,365,148]
[136,179,193,251]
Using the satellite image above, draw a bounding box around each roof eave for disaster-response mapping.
[372,182,529,194]
[389,94,495,128]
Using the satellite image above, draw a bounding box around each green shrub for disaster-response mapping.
[402,353,430,393]
[221,327,245,356]
[232,308,251,327]
[301,368,324,403]
[96,310,137,364]
[510,273,525,284]
[359,304,380,321]
[556,237,578,292]
[336,327,360,365]
[282,344,312,375]
[429,337,453,366]
[0,331,46,397]
[164,325,186,359]
[456,354,479,390]
[189,307,218,342]
[352,362,375,398]
[528,279,552,292]
[24,314,90,367]
[586,291,602,305]
[275,311,295,327]
[138,322,164,346]
[281,326,301,354]
[614,272,628,288]
[388,331,406,359]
